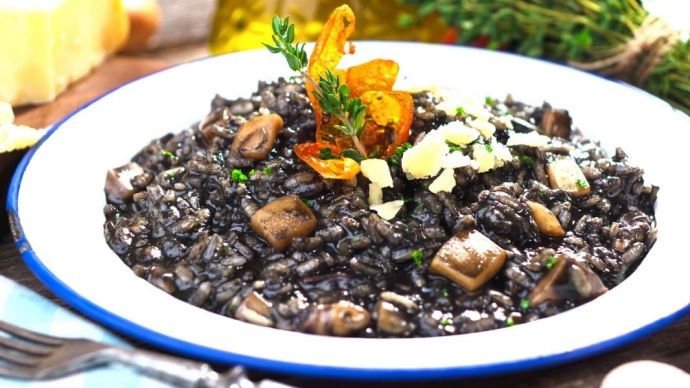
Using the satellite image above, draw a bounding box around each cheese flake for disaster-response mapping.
[370,200,405,221]
[469,118,496,138]
[472,144,495,173]
[507,131,550,147]
[368,183,383,205]
[361,158,393,188]
[401,131,448,179]
[429,168,456,194]
[439,121,480,145]
[442,151,478,169]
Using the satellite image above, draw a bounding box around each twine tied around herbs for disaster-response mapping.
[570,15,680,87]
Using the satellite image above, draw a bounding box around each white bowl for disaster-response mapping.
[9,42,690,380]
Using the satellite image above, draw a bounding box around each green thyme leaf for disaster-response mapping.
[411,249,424,267]
[341,149,364,162]
[160,150,174,159]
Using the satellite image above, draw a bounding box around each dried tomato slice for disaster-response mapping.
[346,59,399,98]
[359,91,414,157]
[306,5,356,132]
[294,142,360,180]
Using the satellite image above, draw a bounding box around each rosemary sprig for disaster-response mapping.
[264,15,368,156]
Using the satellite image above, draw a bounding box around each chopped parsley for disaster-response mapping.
[351,236,360,242]
[165,172,175,181]
[485,96,496,107]
[519,298,530,309]
[455,106,466,116]
[485,143,493,152]
[441,287,449,298]
[229,304,239,315]
[388,142,413,165]
[318,147,338,160]
[546,255,558,269]
[520,155,535,166]
[576,179,589,189]
[160,149,174,159]
[262,167,273,175]
[439,317,453,326]
[415,202,425,210]
[411,249,424,267]
[301,198,312,207]
[248,169,256,177]
[230,169,248,183]
[506,317,515,327]
[538,190,547,198]
[446,140,464,153]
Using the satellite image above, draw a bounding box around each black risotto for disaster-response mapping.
[103,78,657,337]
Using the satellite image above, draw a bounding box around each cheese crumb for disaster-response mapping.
[429,168,456,194]
[368,183,383,205]
[401,131,448,179]
[468,118,496,138]
[507,131,550,147]
[0,124,47,153]
[0,102,14,125]
[439,121,480,145]
[370,200,405,221]
[361,158,393,188]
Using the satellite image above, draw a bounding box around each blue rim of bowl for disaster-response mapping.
[7,43,690,380]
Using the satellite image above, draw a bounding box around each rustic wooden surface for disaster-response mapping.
[2,50,689,387]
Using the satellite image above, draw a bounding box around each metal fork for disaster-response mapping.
[0,320,290,387]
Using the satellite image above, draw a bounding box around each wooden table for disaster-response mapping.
[3,50,689,387]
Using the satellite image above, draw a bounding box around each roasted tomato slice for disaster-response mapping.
[306,5,356,131]
[294,142,361,180]
[359,91,414,157]
[346,59,399,98]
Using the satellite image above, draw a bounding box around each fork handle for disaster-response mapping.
[102,347,251,387]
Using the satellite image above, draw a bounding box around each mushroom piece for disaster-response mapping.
[429,229,507,292]
[250,195,317,251]
[105,162,144,203]
[529,256,607,307]
[547,157,591,197]
[235,291,273,327]
[526,200,566,237]
[301,300,371,336]
[375,300,409,335]
[231,113,283,160]
[539,108,572,139]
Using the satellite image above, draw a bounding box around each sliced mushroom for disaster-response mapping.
[105,162,144,203]
[526,200,566,237]
[375,300,409,335]
[547,157,591,197]
[539,108,572,139]
[529,256,607,307]
[250,195,317,251]
[430,229,507,292]
[301,300,370,336]
[235,292,273,327]
[380,291,418,311]
[231,113,283,160]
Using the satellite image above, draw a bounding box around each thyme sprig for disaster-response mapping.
[264,15,368,156]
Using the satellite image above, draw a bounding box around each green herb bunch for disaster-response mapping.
[264,15,369,156]
[403,0,689,114]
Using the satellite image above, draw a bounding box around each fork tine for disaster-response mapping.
[0,347,40,366]
[0,336,54,355]
[0,364,35,379]
[0,320,62,346]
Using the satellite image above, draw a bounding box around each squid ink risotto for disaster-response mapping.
[103,78,658,338]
